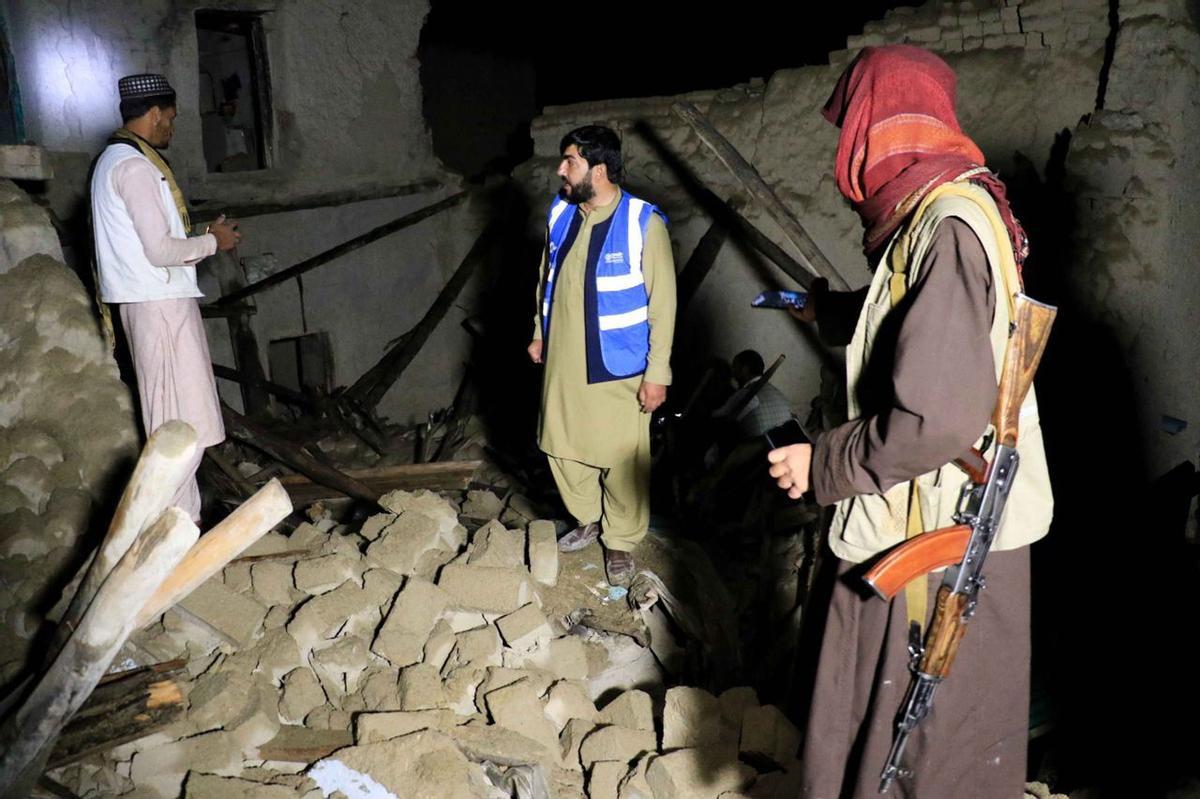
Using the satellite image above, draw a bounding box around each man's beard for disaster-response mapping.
[559,172,595,205]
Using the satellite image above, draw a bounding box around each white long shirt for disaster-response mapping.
[91,144,216,303]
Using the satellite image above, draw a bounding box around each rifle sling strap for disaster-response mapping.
[904,482,928,630]
[890,228,929,631]
[885,181,1022,633]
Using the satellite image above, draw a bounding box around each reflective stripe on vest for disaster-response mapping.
[542,192,664,379]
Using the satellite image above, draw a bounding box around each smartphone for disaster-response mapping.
[752,290,807,311]
[764,417,811,449]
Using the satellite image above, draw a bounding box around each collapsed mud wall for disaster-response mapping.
[0,180,139,684]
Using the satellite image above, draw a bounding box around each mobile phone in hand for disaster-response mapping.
[752,290,807,311]
[764,417,811,450]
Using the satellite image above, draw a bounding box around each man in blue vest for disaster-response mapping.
[527,125,677,586]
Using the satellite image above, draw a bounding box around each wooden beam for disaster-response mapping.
[0,509,198,797]
[676,218,730,312]
[719,192,814,290]
[257,726,353,762]
[346,218,502,411]
[48,661,187,770]
[190,179,443,223]
[135,479,292,628]
[213,190,470,306]
[276,460,481,507]
[212,363,314,408]
[207,249,272,413]
[630,119,814,292]
[671,101,851,290]
[220,404,382,508]
[203,448,259,500]
[200,303,256,319]
[323,394,387,456]
[54,421,198,653]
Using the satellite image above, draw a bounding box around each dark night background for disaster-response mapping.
[418,1,908,176]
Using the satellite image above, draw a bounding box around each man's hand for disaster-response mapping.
[638,381,667,413]
[787,293,817,323]
[527,340,544,364]
[209,214,242,251]
[767,443,813,500]
[787,277,823,323]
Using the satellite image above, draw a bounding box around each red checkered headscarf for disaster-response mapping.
[822,45,1027,267]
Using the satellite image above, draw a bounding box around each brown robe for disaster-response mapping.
[800,219,1030,798]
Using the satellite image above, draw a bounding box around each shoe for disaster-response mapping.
[604,548,635,587]
[558,521,601,552]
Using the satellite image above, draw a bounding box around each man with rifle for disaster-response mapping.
[767,46,1054,797]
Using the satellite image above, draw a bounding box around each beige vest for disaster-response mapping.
[828,181,1054,563]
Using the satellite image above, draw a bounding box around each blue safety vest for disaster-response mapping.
[542,191,665,382]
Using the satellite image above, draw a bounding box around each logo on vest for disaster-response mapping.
[603,252,625,265]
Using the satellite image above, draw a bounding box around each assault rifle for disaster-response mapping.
[862,293,1056,793]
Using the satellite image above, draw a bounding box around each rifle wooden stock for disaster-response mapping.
[869,294,1056,789]
[918,585,970,678]
[994,294,1056,447]
[862,525,972,600]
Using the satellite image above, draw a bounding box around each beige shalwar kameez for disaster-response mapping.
[533,190,675,552]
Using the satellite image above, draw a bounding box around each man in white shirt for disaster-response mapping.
[91,73,241,522]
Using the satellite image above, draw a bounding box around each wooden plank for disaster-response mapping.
[207,248,272,413]
[190,179,443,223]
[48,662,187,770]
[199,303,256,318]
[0,510,198,796]
[203,448,259,500]
[719,191,814,290]
[676,219,729,312]
[221,404,382,507]
[212,363,314,408]
[671,101,851,289]
[278,460,481,507]
[135,479,292,628]
[346,218,502,411]
[257,726,353,763]
[213,191,470,306]
[55,422,198,654]
[631,119,815,292]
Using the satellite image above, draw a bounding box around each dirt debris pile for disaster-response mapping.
[47,488,820,798]
[0,205,139,686]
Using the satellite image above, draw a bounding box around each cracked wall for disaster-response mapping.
[1059,0,1200,476]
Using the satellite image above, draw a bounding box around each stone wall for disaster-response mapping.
[514,0,1199,480]
[846,0,1111,54]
